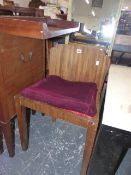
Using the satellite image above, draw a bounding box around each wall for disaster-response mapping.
[72,0,120,31]
[13,0,29,7]
[0,0,29,6]
[0,0,68,7]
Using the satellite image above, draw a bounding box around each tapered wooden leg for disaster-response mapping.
[1,121,15,157]
[52,117,56,123]
[26,108,31,142]
[32,110,44,116]
[0,126,4,154]
[32,110,36,115]
[80,122,98,175]
[15,96,28,151]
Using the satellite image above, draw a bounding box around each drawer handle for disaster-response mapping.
[28,51,33,61]
[20,52,33,63]
[20,53,28,63]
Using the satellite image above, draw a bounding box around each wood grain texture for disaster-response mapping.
[0,33,45,123]
[49,43,110,93]
[0,17,45,39]
[0,6,44,17]
[0,33,45,156]
[1,121,15,157]
[0,17,79,39]
[15,43,110,174]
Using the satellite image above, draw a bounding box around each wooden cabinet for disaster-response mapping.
[0,34,45,123]
[0,34,46,157]
[0,6,44,17]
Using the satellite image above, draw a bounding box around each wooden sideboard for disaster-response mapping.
[0,16,79,156]
[0,6,44,17]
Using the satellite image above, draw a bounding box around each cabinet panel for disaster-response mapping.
[0,34,44,82]
[0,34,45,123]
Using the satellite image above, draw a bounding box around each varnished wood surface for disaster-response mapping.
[0,16,79,39]
[49,43,110,93]
[46,18,79,29]
[0,33,45,123]
[16,96,96,128]
[15,43,110,174]
[0,33,45,156]
[3,16,50,22]
[0,6,44,17]
[0,17,45,39]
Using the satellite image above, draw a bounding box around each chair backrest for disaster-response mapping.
[49,43,110,93]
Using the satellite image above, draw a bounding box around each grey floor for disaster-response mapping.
[0,113,86,175]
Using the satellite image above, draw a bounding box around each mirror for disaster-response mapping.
[70,0,123,47]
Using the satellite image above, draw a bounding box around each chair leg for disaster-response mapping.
[32,110,36,115]
[80,122,98,175]
[0,126,4,154]
[15,96,28,151]
[1,121,15,157]
[52,117,56,123]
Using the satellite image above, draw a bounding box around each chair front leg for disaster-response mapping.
[80,121,98,175]
[15,96,28,151]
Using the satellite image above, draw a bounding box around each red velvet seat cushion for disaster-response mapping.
[21,75,97,117]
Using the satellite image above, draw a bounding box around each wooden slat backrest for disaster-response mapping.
[49,43,110,92]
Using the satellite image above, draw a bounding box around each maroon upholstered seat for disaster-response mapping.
[21,75,97,116]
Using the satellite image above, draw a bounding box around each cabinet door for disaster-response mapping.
[0,34,44,82]
[0,34,45,123]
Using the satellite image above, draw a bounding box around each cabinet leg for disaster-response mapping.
[32,109,36,115]
[1,120,15,157]
[0,126,4,154]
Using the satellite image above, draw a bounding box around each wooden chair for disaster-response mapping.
[14,43,110,175]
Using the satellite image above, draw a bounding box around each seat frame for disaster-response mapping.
[15,43,110,175]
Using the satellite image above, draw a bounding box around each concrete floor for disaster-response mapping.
[0,113,86,175]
